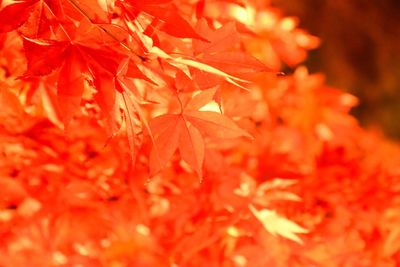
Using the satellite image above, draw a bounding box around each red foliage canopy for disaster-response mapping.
[0,0,399,266]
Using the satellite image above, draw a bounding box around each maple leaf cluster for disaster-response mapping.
[1,0,400,266]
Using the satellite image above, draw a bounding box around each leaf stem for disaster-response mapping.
[67,0,145,61]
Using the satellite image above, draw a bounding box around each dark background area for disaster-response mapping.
[271,0,400,139]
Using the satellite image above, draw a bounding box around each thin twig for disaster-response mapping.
[67,0,145,61]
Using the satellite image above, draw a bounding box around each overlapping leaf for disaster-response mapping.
[149,89,251,177]
[191,19,271,85]
[117,0,205,40]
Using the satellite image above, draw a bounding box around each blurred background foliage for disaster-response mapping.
[271,0,400,139]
